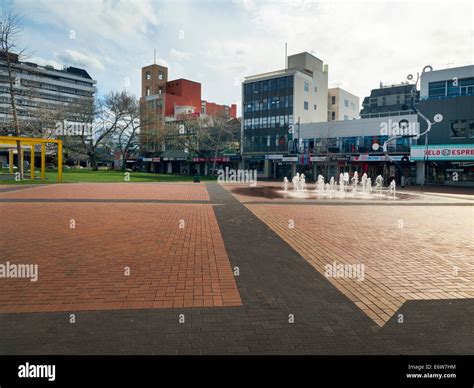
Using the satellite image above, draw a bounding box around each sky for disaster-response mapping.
[2,0,473,116]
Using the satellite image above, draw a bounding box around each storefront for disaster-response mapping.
[411,144,474,185]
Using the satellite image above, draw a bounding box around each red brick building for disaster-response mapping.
[140,63,237,120]
[164,79,202,117]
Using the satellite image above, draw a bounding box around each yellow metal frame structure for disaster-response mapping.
[0,136,63,182]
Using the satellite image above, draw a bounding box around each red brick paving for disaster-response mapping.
[246,204,474,326]
[0,182,210,201]
[0,202,241,313]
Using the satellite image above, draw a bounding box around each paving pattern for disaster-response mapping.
[0,201,240,313]
[0,182,210,201]
[245,204,474,326]
[0,182,473,354]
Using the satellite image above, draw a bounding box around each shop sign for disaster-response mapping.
[352,155,384,162]
[209,157,230,162]
[310,156,327,162]
[410,145,474,161]
[265,155,283,160]
[282,156,298,162]
[152,157,161,162]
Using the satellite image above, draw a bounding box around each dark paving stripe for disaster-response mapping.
[0,183,473,355]
[0,185,40,193]
[0,198,212,204]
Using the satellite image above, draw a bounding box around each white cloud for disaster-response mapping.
[10,0,474,114]
[57,49,105,71]
[170,48,192,61]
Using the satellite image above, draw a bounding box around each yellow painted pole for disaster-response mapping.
[20,147,24,178]
[30,145,35,181]
[57,141,63,182]
[41,143,46,181]
[8,149,13,173]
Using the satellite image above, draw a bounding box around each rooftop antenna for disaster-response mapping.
[154,49,156,65]
[285,42,287,69]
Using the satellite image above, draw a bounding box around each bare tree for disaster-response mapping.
[62,91,135,170]
[115,92,140,171]
[166,112,240,174]
[0,11,26,178]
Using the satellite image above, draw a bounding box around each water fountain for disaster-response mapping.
[315,175,325,194]
[280,172,402,200]
[375,175,384,195]
[351,171,359,193]
[292,173,300,192]
[300,174,306,191]
[388,179,396,197]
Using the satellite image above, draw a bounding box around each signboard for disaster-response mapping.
[142,158,152,162]
[152,157,161,162]
[310,156,328,162]
[352,154,384,162]
[192,157,206,162]
[163,157,187,161]
[265,155,283,160]
[410,145,474,161]
[351,155,407,162]
[209,157,230,162]
[282,156,298,162]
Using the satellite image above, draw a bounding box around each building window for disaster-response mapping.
[350,102,355,110]
[460,77,474,96]
[469,120,474,138]
[447,79,460,97]
[304,82,309,92]
[304,101,309,110]
[428,81,446,99]
[451,120,466,138]
[158,72,164,80]
[145,71,151,80]
[313,104,317,110]
[344,99,349,108]
[314,86,317,93]
[331,96,336,105]
[146,86,150,96]
[331,111,335,120]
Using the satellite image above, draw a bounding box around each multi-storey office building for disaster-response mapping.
[360,83,419,119]
[0,51,96,167]
[0,51,96,136]
[241,52,329,177]
[328,87,359,121]
[411,65,474,185]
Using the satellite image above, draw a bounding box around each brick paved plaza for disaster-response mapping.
[0,182,473,354]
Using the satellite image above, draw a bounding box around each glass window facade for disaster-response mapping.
[428,77,474,99]
[243,75,294,152]
[308,135,411,154]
